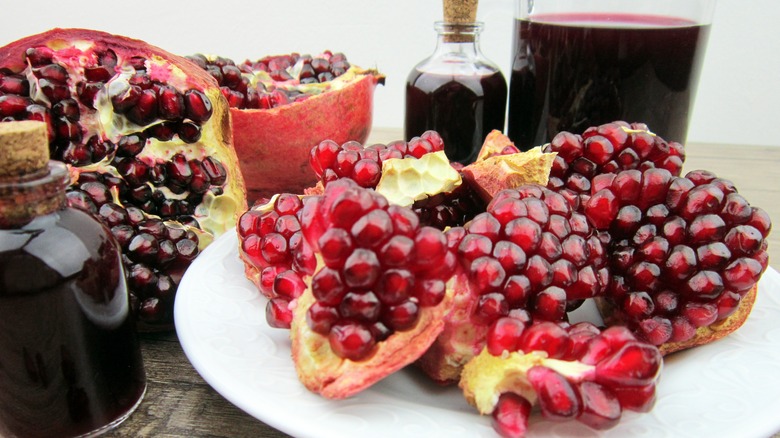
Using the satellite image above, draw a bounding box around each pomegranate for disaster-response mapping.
[0,28,246,330]
[289,178,457,398]
[582,168,770,353]
[461,318,663,437]
[188,52,384,203]
[418,185,610,383]
[237,192,315,328]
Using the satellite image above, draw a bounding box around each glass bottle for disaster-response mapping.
[405,21,508,165]
[0,121,146,437]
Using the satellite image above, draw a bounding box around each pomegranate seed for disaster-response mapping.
[328,322,376,361]
[577,381,621,430]
[527,366,581,419]
[491,393,531,438]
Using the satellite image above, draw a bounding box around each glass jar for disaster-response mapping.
[507,0,716,150]
[405,21,508,165]
[0,159,146,437]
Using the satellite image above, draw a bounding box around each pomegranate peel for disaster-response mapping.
[290,277,453,399]
[475,129,522,162]
[228,65,384,202]
[462,132,555,203]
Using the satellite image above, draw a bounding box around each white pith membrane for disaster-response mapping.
[33,41,244,242]
[375,150,462,206]
[462,348,597,414]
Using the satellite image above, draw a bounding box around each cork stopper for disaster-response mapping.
[0,121,50,178]
[443,0,478,23]
[442,0,479,42]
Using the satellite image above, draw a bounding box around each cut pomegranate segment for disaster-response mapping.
[288,179,457,398]
[582,168,771,353]
[460,319,662,437]
[418,184,609,383]
[188,52,384,202]
[0,28,246,330]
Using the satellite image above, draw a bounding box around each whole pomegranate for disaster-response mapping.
[188,52,384,202]
[0,28,246,330]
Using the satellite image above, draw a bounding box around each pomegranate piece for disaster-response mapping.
[419,184,609,383]
[0,29,247,331]
[460,320,662,437]
[188,52,385,203]
[289,178,457,399]
[583,168,771,353]
[237,193,315,328]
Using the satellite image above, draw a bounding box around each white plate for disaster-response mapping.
[175,229,780,438]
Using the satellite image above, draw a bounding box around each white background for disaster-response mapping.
[2,0,778,147]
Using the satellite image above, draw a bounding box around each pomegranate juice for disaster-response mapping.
[405,70,507,164]
[507,14,710,150]
[0,209,146,437]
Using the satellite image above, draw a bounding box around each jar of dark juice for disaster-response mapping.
[0,121,146,437]
[507,0,715,150]
[405,21,507,165]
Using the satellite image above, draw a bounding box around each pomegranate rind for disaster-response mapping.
[462,143,556,203]
[230,68,384,203]
[290,273,454,399]
[475,129,520,162]
[417,272,485,383]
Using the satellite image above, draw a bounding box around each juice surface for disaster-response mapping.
[507,13,710,149]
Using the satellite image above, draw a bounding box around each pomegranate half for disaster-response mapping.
[0,28,246,330]
[188,53,384,203]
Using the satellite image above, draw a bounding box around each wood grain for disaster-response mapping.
[105,128,779,437]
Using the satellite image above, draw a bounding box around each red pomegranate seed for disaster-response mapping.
[491,393,532,438]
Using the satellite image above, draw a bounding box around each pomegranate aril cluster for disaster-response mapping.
[412,182,486,230]
[309,130,445,189]
[448,184,609,326]
[237,193,316,328]
[66,173,199,325]
[544,121,685,210]
[300,178,456,361]
[0,46,214,167]
[187,51,350,110]
[584,168,771,346]
[486,318,662,435]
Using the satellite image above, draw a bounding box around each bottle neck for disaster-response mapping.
[0,161,69,229]
[433,21,483,57]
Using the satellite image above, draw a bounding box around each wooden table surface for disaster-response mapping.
[105,128,780,438]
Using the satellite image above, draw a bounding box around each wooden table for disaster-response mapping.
[105,128,780,438]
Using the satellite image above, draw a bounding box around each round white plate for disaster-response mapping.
[175,229,780,438]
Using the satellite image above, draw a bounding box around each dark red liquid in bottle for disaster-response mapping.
[0,208,146,437]
[405,70,507,164]
[507,13,710,150]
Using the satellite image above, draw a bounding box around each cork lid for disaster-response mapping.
[0,121,50,178]
[443,0,478,24]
